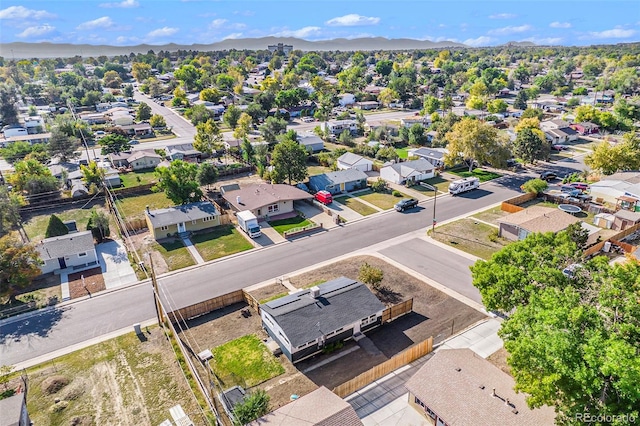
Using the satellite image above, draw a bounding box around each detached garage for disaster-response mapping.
[336,152,374,172]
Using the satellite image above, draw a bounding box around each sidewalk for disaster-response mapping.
[180,237,205,264]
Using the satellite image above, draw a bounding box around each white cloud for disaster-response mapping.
[0,6,56,20]
[16,24,56,38]
[76,17,114,30]
[489,13,516,19]
[549,21,571,29]
[463,36,495,47]
[209,19,245,30]
[488,25,533,35]
[523,37,563,45]
[147,26,179,38]
[589,28,636,39]
[272,26,322,38]
[233,10,254,16]
[423,35,458,43]
[99,0,139,8]
[223,33,243,40]
[326,14,380,27]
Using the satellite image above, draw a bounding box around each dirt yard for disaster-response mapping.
[14,326,205,426]
[68,268,105,299]
[487,347,511,376]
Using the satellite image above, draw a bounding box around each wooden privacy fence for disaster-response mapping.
[382,298,413,323]
[332,337,433,398]
[611,239,636,253]
[166,290,244,323]
[501,202,524,213]
[242,290,261,314]
[501,192,536,213]
[582,222,640,258]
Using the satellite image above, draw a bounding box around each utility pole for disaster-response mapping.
[149,254,164,325]
[422,183,438,234]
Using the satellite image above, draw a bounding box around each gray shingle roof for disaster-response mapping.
[309,169,368,188]
[337,152,370,166]
[260,277,385,348]
[614,209,640,222]
[0,392,27,426]
[411,147,445,160]
[385,158,434,176]
[405,349,556,426]
[36,230,95,260]
[145,201,219,228]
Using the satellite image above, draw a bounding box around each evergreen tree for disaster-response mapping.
[45,214,69,238]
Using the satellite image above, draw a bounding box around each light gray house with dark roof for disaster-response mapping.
[408,147,448,168]
[145,201,221,240]
[380,158,435,185]
[36,230,97,275]
[297,133,324,153]
[308,169,368,195]
[336,152,373,172]
[260,277,386,363]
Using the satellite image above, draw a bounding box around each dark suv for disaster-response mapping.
[394,198,418,212]
[540,171,557,181]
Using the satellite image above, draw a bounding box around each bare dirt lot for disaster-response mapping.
[68,268,105,299]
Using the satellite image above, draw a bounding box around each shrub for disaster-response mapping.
[520,178,548,194]
[392,190,402,197]
[322,340,344,354]
[488,229,499,242]
[232,389,270,426]
[359,262,384,290]
[371,178,388,193]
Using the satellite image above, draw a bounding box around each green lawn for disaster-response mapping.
[151,239,195,271]
[307,165,333,176]
[430,217,508,259]
[358,190,406,210]
[395,147,410,159]
[449,167,502,182]
[22,205,115,242]
[119,169,158,187]
[191,225,253,262]
[115,192,173,220]
[413,175,451,194]
[268,216,312,235]
[211,334,285,388]
[334,196,378,216]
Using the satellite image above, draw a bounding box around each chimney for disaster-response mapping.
[492,388,496,397]
[237,196,242,205]
[506,398,510,407]
[146,205,150,214]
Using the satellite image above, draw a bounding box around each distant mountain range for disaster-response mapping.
[0,36,476,59]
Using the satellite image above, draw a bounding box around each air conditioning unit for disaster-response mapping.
[310,286,320,298]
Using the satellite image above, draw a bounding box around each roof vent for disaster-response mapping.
[310,286,320,298]
[512,409,519,415]
[237,196,242,205]
[479,385,485,390]
[455,368,461,372]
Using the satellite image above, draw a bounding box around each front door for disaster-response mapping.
[340,182,345,192]
[177,222,186,233]
[58,257,67,269]
[353,322,361,335]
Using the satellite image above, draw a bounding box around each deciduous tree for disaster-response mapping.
[513,127,549,164]
[444,119,510,172]
[0,187,23,237]
[196,162,219,189]
[81,161,106,187]
[259,116,287,144]
[223,105,242,129]
[193,119,223,156]
[99,134,131,155]
[86,209,110,243]
[47,127,79,161]
[270,133,308,185]
[0,235,40,303]
[154,160,202,205]
[359,262,384,290]
[136,102,152,121]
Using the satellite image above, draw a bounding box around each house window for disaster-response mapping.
[78,252,87,257]
[202,216,215,222]
[161,226,169,231]
[192,220,197,225]
[425,406,437,420]
[267,204,279,213]
[414,396,424,407]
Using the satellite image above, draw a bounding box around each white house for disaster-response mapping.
[322,120,358,136]
[380,158,435,185]
[408,147,448,168]
[401,116,429,128]
[336,152,374,172]
[126,150,163,170]
[338,93,356,107]
[36,231,98,275]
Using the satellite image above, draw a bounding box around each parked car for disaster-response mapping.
[129,140,139,145]
[568,182,589,191]
[560,186,582,195]
[506,159,522,169]
[551,144,569,151]
[394,198,418,212]
[540,171,557,181]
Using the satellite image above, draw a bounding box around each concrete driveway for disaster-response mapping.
[295,201,338,229]
[96,239,137,289]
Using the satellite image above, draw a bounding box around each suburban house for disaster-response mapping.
[322,120,358,136]
[110,111,134,126]
[48,162,80,179]
[79,112,108,125]
[338,93,356,107]
[540,119,570,132]
[380,158,435,185]
[308,169,368,195]
[612,209,640,231]
[166,143,202,161]
[145,201,221,240]
[405,349,556,426]
[355,101,380,110]
[540,119,578,143]
[250,386,363,425]
[570,121,599,135]
[408,147,448,168]
[109,150,162,170]
[118,123,153,137]
[589,172,640,206]
[1,132,51,147]
[336,152,374,172]
[36,231,98,275]
[260,277,386,363]
[297,133,325,153]
[498,206,581,241]
[0,392,31,426]
[364,121,399,136]
[401,116,429,128]
[222,183,312,219]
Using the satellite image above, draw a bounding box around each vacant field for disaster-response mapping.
[431,217,508,259]
[191,226,253,261]
[115,192,173,220]
[471,206,511,225]
[21,327,204,426]
[211,334,285,388]
[358,190,407,210]
[152,239,195,271]
[268,216,312,235]
[450,167,502,182]
[119,169,158,187]
[23,204,113,242]
[334,196,377,216]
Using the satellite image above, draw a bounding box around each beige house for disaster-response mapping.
[126,150,163,170]
[405,349,556,426]
[498,206,581,241]
[250,386,362,425]
[222,183,312,220]
[145,201,221,240]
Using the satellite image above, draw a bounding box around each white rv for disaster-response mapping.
[448,177,480,195]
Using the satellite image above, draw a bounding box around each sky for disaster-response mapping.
[0,0,638,48]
